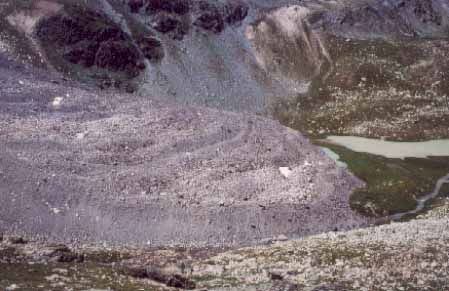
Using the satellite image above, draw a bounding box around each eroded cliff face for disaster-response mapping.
[246,5,330,93]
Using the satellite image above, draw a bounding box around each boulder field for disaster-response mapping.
[0,51,367,246]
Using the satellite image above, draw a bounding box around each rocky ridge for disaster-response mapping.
[0,49,367,246]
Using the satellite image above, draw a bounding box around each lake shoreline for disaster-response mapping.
[317,136,449,219]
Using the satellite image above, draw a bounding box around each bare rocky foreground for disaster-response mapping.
[192,216,449,290]
[1,213,448,290]
[0,51,367,246]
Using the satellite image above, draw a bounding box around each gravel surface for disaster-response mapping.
[0,51,368,246]
[193,217,449,290]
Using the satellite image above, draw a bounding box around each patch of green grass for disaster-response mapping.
[315,141,449,217]
[0,262,163,291]
[413,181,449,217]
[317,246,364,265]
[191,274,218,283]
[272,36,449,141]
[84,249,131,263]
[439,183,449,197]
[0,247,17,259]
[192,274,242,289]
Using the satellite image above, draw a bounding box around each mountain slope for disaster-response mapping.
[0,50,367,246]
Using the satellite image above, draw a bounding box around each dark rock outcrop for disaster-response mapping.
[63,42,100,68]
[151,12,188,39]
[36,14,87,46]
[128,0,190,15]
[35,5,145,86]
[193,1,225,33]
[129,0,145,13]
[7,236,28,245]
[137,36,164,61]
[95,41,143,74]
[146,0,190,15]
[193,0,249,33]
[122,266,196,289]
[128,0,248,36]
[38,244,85,263]
[36,9,126,45]
[224,0,249,25]
[411,0,442,25]
[152,13,180,33]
